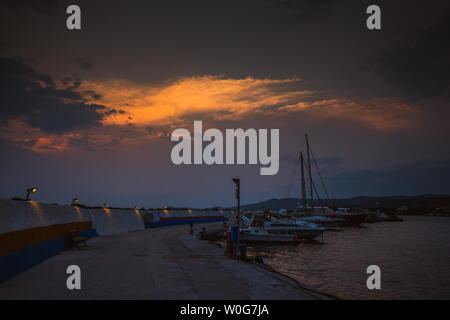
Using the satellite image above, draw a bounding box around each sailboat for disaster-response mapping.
[289,135,367,227]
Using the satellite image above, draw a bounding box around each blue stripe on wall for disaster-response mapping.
[146,217,227,228]
[0,229,97,284]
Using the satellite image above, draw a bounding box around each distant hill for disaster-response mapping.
[227,195,450,215]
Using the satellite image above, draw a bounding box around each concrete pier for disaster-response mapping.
[0,223,319,300]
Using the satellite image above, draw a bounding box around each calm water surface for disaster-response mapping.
[249,216,450,299]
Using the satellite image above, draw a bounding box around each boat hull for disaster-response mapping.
[293,217,344,228]
[240,233,298,243]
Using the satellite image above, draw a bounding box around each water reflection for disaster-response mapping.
[249,216,450,299]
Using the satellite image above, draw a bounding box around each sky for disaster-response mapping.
[0,0,449,208]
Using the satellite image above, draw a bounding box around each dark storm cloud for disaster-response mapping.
[82,90,102,100]
[375,11,450,100]
[0,57,106,133]
[26,102,104,134]
[62,76,81,89]
[103,108,126,116]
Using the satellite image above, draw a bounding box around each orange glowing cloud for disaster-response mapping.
[3,76,419,153]
[77,76,314,125]
[280,97,418,131]
[77,76,417,132]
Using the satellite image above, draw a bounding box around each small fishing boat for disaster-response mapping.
[240,212,325,243]
[240,227,302,243]
[290,213,345,229]
[311,207,367,227]
[365,211,389,223]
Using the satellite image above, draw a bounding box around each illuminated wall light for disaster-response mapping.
[26,186,38,200]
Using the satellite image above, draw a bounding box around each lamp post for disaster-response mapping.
[232,178,240,259]
[26,187,38,201]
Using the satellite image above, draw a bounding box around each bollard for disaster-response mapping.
[225,230,232,255]
[239,244,247,260]
[230,226,238,242]
[230,226,239,258]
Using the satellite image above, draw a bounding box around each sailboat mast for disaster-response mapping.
[300,152,307,210]
[306,134,314,211]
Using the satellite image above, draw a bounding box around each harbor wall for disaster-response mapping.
[0,200,230,283]
[89,208,145,235]
[0,199,96,283]
[144,209,229,228]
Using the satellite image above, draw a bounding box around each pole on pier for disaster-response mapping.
[306,134,314,212]
[232,178,241,259]
[300,152,307,210]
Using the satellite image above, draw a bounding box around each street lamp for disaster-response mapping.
[72,198,80,205]
[232,178,240,215]
[232,178,241,259]
[26,187,38,200]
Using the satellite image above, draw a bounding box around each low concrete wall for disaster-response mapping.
[144,209,229,228]
[89,208,145,235]
[0,199,96,283]
[0,199,92,235]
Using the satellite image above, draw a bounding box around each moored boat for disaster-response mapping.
[291,214,345,229]
[240,212,325,243]
[312,207,367,226]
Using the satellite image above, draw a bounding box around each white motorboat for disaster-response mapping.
[291,215,344,229]
[240,212,325,243]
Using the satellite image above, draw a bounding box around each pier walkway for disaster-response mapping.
[0,223,319,299]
